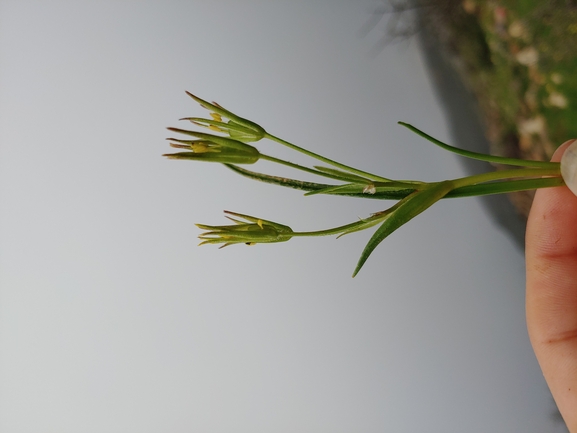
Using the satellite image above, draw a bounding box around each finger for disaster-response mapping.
[526,139,577,431]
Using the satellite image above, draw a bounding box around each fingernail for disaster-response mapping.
[560,139,577,196]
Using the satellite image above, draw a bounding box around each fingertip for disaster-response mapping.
[527,139,577,253]
[526,137,577,290]
[560,139,577,197]
[551,138,576,162]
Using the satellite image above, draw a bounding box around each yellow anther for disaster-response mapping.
[209,125,223,132]
[191,143,211,153]
[257,219,264,229]
[210,112,223,122]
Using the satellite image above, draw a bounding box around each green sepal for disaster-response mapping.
[163,151,259,164]
[166,128,258,153]
[228,120,263,142]
[181,117,263,143]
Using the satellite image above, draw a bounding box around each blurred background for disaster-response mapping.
[0,1,574,432]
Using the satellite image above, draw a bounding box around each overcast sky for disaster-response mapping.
[0,1,566,432]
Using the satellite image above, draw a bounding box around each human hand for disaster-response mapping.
[526,139,577,432]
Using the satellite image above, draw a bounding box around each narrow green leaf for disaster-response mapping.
[352,181,455,277]
[304,183,364,196]
[398,122,559,169]
[225,164,418,199]
[306,181,427,198]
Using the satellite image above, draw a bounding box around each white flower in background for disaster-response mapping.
[547,92,568,108]
[518,116,545,136]
[516,47,539,66]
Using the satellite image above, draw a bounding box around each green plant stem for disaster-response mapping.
[449,167,561,189]
[290,216,383,238]
[264,132,392,182]
[447,177,564,197]
[259,154,363,183]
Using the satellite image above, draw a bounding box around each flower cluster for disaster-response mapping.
[164,92,267,164]
[166,91,563,276]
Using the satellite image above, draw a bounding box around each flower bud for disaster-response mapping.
[183,91,266,142]
[196,211,293,248]
[164,129,260,164]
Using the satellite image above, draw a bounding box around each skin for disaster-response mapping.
[526,139,577,432]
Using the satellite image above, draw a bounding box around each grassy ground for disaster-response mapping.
[421,0,577,215]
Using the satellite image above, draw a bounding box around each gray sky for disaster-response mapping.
[0,1,565,432]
